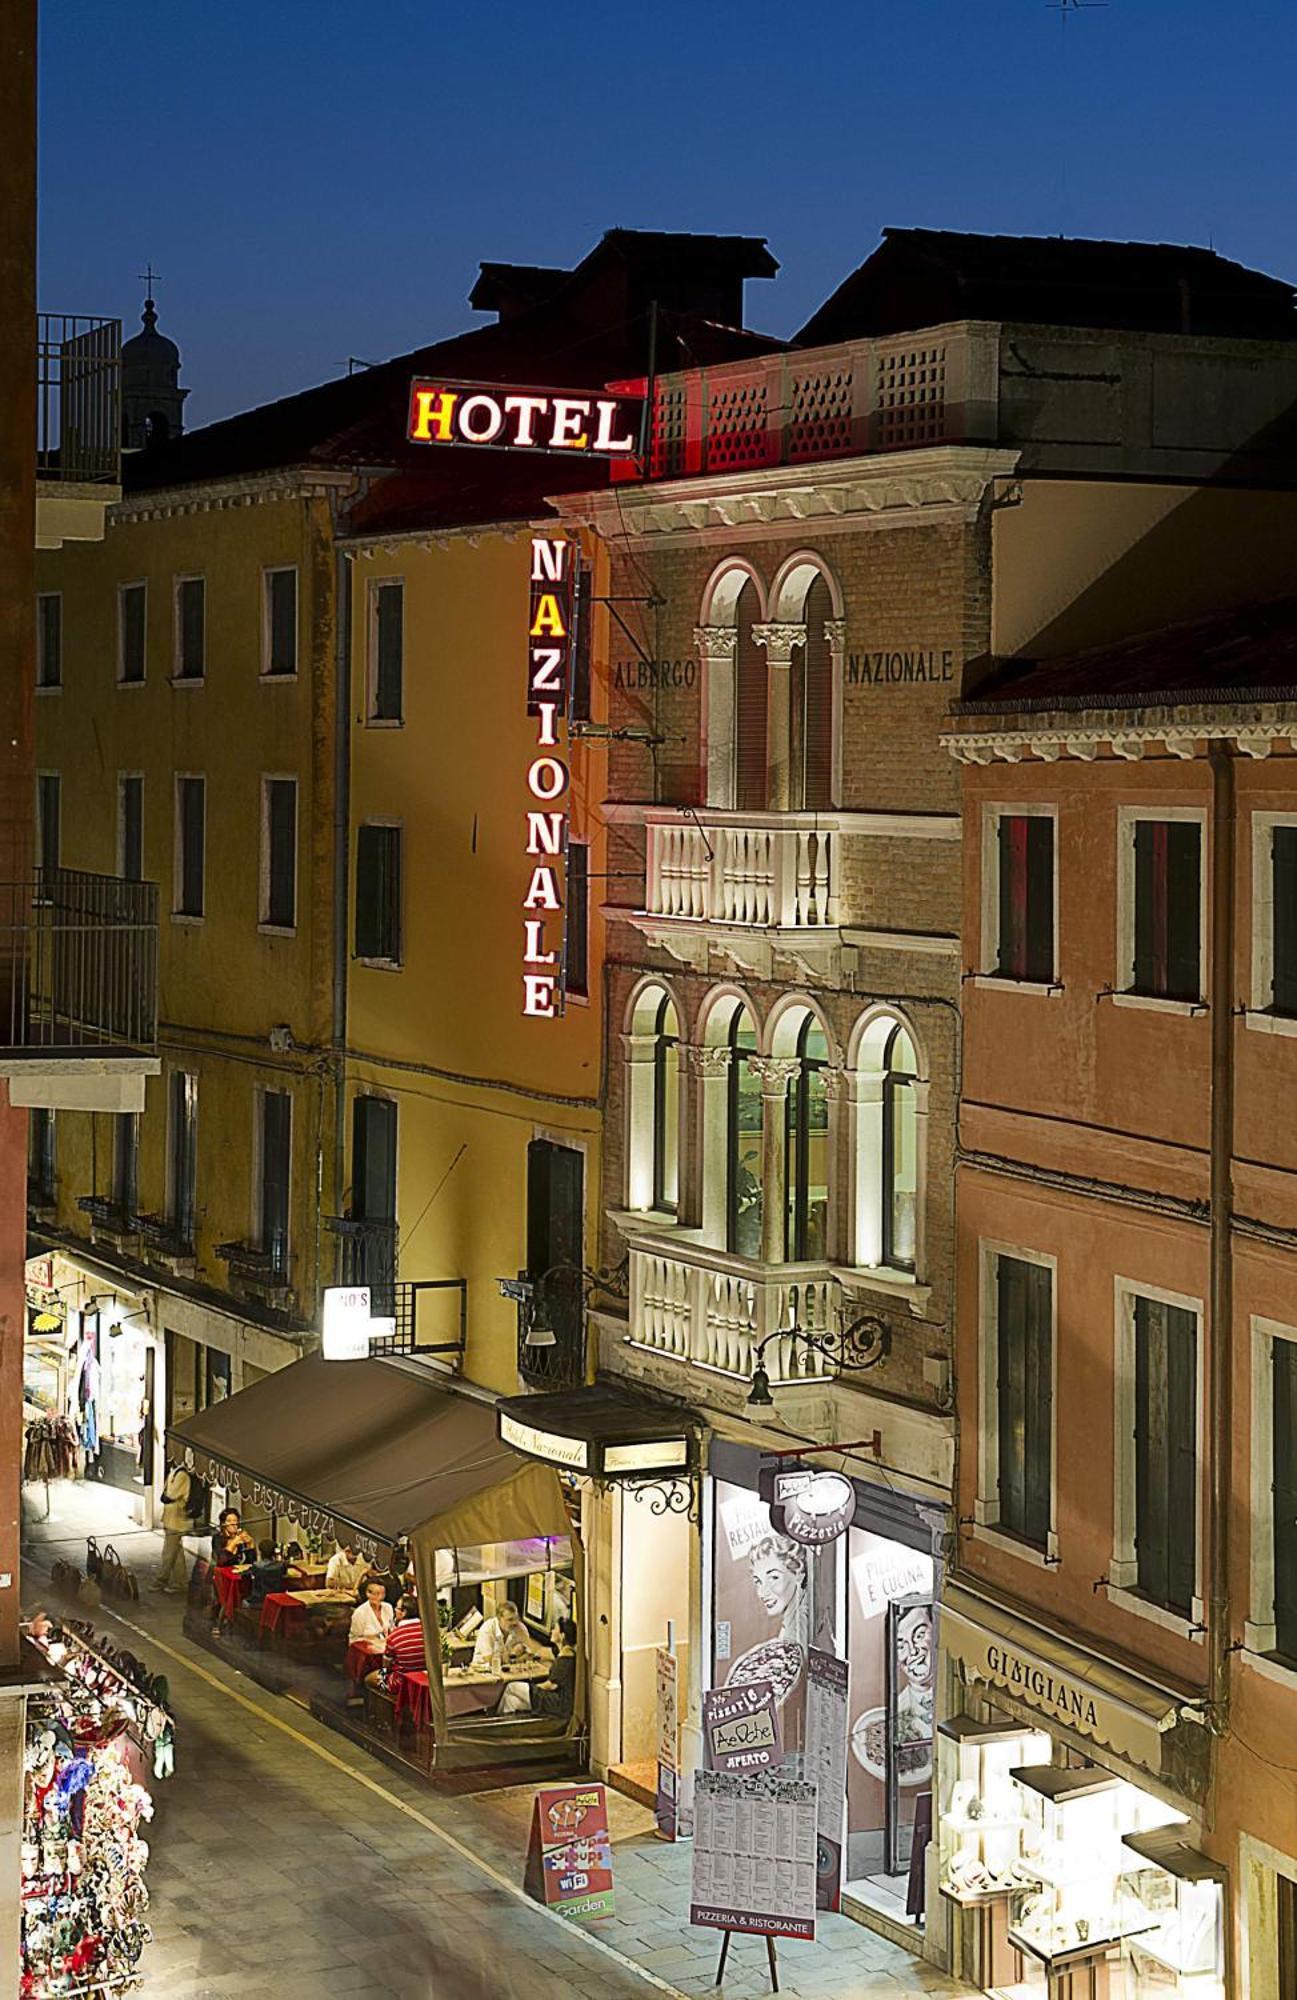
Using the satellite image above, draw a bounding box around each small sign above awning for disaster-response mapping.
[496,1384,699,1480]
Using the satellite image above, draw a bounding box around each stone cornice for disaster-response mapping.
[110,465,357,526]
[554,446,1020,545]
[944,702,1297,764]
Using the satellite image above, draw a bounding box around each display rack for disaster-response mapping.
[937,1714,1052,1906]
[1119,1829,1226,1998]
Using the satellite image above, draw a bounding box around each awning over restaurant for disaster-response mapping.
[942,1579,1188,1778]
[168,1354,569,1555]
[495,1382,700,1479]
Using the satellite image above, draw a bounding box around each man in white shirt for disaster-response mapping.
[152,1464,193,1594]
[471,1600,531,1673]
[347,1580,394,1701]
[327,1543,370,1594]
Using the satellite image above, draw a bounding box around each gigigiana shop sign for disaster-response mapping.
[407,380,642,457]
[523,535,575,1018]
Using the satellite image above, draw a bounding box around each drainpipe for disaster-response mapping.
[1206,742,1234,1960]
[331,537,353,1247]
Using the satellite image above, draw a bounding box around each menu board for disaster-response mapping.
[524,1783,615,1922]
[690,1771,817,1941]
[703,1678,782,1775]
[805,1648,849,1910]
[655,1648,679,1839]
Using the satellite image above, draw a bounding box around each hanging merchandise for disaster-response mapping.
[23,1414,80,1483]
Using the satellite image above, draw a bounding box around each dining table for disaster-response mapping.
[260,1587,355,1641]
[211,1565,252,1623]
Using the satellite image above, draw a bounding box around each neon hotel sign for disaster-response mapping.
[406,378,643,1017]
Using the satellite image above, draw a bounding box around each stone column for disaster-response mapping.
[823,617,847,807]
[752,622,806,812]
[749,1056,802,1266]
[820,1065,849,1266]
[586,1480,622,1778]
[681,1044,733,1246]
[620,1030,660,1213]
[694,625,738,808]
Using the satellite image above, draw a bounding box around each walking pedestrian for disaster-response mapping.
[153,1462,193,1593]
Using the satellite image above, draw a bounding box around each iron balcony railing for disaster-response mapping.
[77,1194,137,1237]
[37,314,122,485]
[327,1214,397,1310]
[0,870,158,1058]
[216,1228,291,1290]
[371,1280,467,1368]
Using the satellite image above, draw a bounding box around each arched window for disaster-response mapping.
[784,1015,829,1260]
[771,554,842,811]
[726,1006,763,1257]
[734,580,767,811]
[854,1012,922,1275]
[626,984,680,1214]
[881,1021,917,1271]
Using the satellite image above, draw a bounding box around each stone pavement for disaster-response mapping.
[22,1480,974,2000]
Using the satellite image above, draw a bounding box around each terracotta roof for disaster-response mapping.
[798,227,1297,345]
[956,595,1297,717]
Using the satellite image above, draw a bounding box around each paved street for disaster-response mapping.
[23,1483,971,2000]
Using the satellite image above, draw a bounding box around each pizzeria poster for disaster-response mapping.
[690,1770,818,1942]
[703,1677,782,1776]
[524,1783,615,1922]
[805,1649,849,1910]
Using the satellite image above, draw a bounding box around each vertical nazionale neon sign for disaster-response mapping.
[522,536,575,1017]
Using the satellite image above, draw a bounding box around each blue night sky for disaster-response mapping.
[37,0,1297,429]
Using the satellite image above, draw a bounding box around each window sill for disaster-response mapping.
[35,684,62,697]
[1103,1578,1204,1641]
[260,669,298,683]
[365,715,405,729]
[970,1519,1059,1569]
[1239,1644,1297,1691]
[257,923,298,939]
[1110,992,1207,1017]
[115,677,146,691]
[1244,1009,1297,1039]
[832,1264,932,1316]
[971,974,1062,997]
[606,1205,684,1239]
[171,912,205,927]
[356,955,402,972]
[170,674,206,688]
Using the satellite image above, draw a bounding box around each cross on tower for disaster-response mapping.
[138,264,161,299]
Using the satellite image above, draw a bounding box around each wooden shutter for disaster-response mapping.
[1274,1336,1297,1661]
[169,1071,197,1245]
[352,1095,397,1222]
[565,841,589,997]
[38,596,61,687]
[1025,818,1055,982]
[1133,820,1159,993]
[997,1258,1028,1536]
[1272,827,1297,1016]
[801,576,834,810]
[998,816,1028,977]
[355,824,400,961]
[1135,1297,1197,1613]
[268,571,297,674]
[120,777,142,881]
[526,1137,584,1276]
[570,564,593,723]
[122,585,145,682]
[1023,1261,1053,1547]
[734,582,768,811]
[265,780,296,927]
[38,774,60,878]
[113,1114,137,1214]
[180,579,204,678]
[374,583,403,721]
[260,1092,291,1266]
[1165,823,1202,1002]
[180,778,204,915]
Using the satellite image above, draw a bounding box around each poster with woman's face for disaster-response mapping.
[711,1481,837,1758]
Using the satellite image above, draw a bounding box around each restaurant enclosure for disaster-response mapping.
[167,1354,582,1767]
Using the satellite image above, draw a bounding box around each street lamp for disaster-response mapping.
[746,1309,891,1406]
[497,1257,630,1351]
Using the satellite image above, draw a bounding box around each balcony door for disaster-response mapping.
[350,1095,397,1309]
[525,1138,584,1386]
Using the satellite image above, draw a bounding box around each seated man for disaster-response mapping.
[326,1541,370,1594]
[370,1595,426,1683]
[500,1616,576,1717]
[245,1540,287,1605]
[470,1599,532,1674]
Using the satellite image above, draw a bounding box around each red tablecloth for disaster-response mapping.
[212,1567,250,1621]
[260,1591,306,1638]
[347,1642,383,1685]
[391,1670,432,1731]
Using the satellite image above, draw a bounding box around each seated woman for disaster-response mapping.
[346,1578,395,1702]
[211,1508,255,1567]
[499,1617,576,1717]
[470,1600,532,1674]
[245,1540,287,1604]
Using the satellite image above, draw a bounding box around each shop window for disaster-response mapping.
[355,822,401,964]
[565,841,589,998]
[369,579,403,722]
[726,1006,763,1257]
[570,562,593,724]
[263,567,297,676]
[258,1090,291,1276]
[854,1012,921,1275]
[989,1251,1053,1551]
[1273,1334,1297,1664]
[117,774,143,882]
[167,1070,198,1250]
[260,776,297,931]
[118,583,146,685]
[29,1109,55,1205]
[784,1015,829,1261]
[625,985,679,1214]
[1132,1295,1199,1617]
[1122,814,1202,1003]
[986,808,1055,983]
[174,775,205,919]
[37,593,62,689]
[112,1113,138,1218]
[174,576,205,681]
[734,580,768,812]
[36,772,60,879]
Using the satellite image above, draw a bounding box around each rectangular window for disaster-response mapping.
[175,776,205,918]
[37,594,62,689]
[175,577,205,681]
[261,777,297,930]
[1274,1335,1297,1664]
[355,823,401,963]
[118,583,146,684]
[264,568,297,677]
[168,1071,198,1249]
[1133,1295,1198,1616]
[36,773,60,879]
[118,775,143,882]
[29,1109,55,1205]
[525,1137,585,1381]
[996,813,1055,982]
[370,580,404,722]
[995,1255,1053,1549]
[570,563,593,724]
[1131,819,1201,1001]
[565,841,589,998]
[1270,824,1297,1017]
[112,1113,138,1217]
[348,1095,397,1307]
[259,1090,291,1273]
